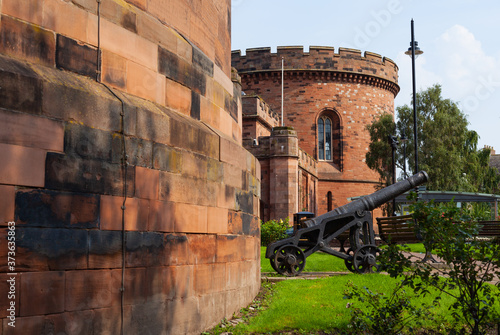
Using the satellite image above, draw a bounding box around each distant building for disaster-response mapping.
[232,46,400,221]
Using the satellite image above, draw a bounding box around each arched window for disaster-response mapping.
[318,116,332,161]
[327,191,333,212]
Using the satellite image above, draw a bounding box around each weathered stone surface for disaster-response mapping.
[134,166,159,200]
[0,54,43,114]
[64,123,113,161]
[111,135,153,168]
[15,189,99,228]
[40,68,124,132]
[65,269,120,311]
[20,271,66,316]
[56,34,98,78]
[159,171,216,207]
[15,227,88,270]
[147,200,175,232]
[0,15,56,67]
[192,45,214,77]
[236,190,254,214]
[152,143,182,172]
[99,195,149,231]
[158,46,206,95]
[0,108,64,152]
[191,90,201,120]
[125,231,165,267]
[162,234,189,266]
[88,230,122,269]
[0,143,46,187]
[169,113,219,159]
[45,153,135,197]
[187,234,216,265]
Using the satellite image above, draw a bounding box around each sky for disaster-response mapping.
[231,0,500,153]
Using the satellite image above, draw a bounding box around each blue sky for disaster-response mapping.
[232,0,500,153]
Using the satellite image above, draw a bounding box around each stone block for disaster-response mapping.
[227,210,242,235]
[0,55,43,115]
[20,271,65,316]
[0,143,46,187]
[126,60,165,105]
[88,230,122,269]
[0,16,56,67]
[191,91,201,120]
[147,200,175,232]
[15,189,99,228]
[111,135,153,168]
[92,307,122,335]
[216,184,236,210]
[181,151,207,180]
[136,107,170,144]
[236,190,254,214]
[56,34,98,79]
[125,0,147,11]
[2,0,44,26]
[65,122,113,161]
[43,0,90,43]
[220,136,247,171]
[45,153,135,197]
[170,265,194,299]
[65,269,120,311]
[158,46,206,95]
[193,264,214,296]
[192,45,214,77]
[187,234,216,265]
[169,114,219,159]
[123,267,147,305]
[207,158,223,183]
[134,166,159,200]
[136,10,176,50]
[0,185,15,224]
[162,234,188,266]
[0,109,64,152]
[165,77,192,116]
[145,266,174,302]
[174,202,208,233]
[100,0,137,33]
[99,18,157,71]
[207,206,228,234]
[216,235,243,263]
[152,143,182,172]
[101,50,127,89]
[15,227,88,271]
[125,231,165,267]
[99,195,149,231]
[159,171,217,207]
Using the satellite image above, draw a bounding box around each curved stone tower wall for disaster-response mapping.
[0,1,260,334]
[232,46,399,215]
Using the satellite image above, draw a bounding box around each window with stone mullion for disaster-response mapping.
[318,116,332,161]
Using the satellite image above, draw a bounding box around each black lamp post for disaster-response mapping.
[400,131,407,179]
[388,135,398,215]
[404,19,423,177]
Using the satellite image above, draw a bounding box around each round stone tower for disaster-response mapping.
[232,46,399,215]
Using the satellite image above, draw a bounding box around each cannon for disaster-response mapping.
[265,171,429,276]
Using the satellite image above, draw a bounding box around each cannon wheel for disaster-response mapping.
[353,244,381,274]
[272,245,306,276]
[344,248,356,273]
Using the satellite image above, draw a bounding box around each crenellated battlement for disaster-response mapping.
[232,45,399,92]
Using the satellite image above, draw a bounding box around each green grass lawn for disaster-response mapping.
[202,244,500,334]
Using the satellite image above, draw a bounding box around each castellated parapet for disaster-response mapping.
[232,46,399,96]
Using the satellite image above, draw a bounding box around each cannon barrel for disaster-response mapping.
[305,171,429,227]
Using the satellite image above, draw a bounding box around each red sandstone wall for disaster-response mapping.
[233,46,398,215]
[0,0,259,334]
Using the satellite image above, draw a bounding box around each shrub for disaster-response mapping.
[260,218,289,246]
[344,280,434,334]
[380,195,500,335]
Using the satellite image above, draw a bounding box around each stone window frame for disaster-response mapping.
[316,109,342,169]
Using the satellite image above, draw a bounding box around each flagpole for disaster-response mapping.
[281,57,284,126]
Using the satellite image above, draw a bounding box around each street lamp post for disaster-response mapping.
[388,135,398,215]
[405,19,423,177]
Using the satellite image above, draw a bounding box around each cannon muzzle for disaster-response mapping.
[305,171,429,227]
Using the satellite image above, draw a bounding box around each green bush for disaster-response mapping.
[260,218,289,246]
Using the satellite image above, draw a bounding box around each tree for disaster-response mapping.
[366,84,500,194]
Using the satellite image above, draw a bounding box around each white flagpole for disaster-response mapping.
[281,57,284,126]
